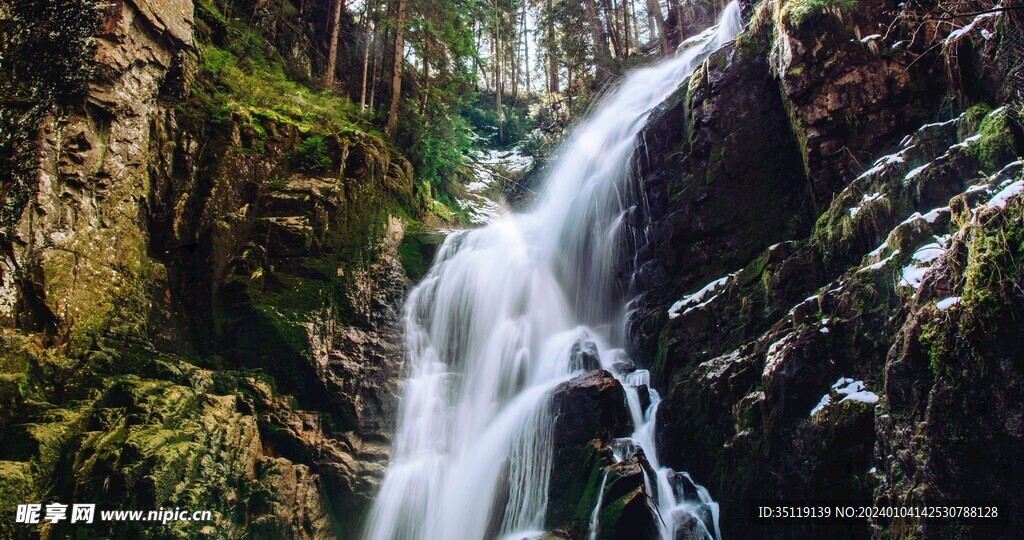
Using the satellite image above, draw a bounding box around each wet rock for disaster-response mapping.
[552,370,633,447]
[570,338,603,372]
[626,41,813,371]
[596,484,658,540]
[547,371,634,535]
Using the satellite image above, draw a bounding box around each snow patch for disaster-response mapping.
[668,273,736,319]
[849,192,883,218]
[917,115,962,132]
[858,249,899,273]
[905,163,929,180]
[946,6,1001,43]
[810,378,879,416]
[986,180,1023,209]
[810,394,831,416]
[835,379,880,404]
[899,242,947,289]
[898,206,949,227]
[867,241,889,258]
[936,296,961,311]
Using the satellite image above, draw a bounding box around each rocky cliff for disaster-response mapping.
[622,0,1024,538]
[0,0,435,538]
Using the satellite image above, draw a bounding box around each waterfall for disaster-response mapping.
[363,4,743,539]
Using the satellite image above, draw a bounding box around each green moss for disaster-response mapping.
[919,318,954,382]
[191,38,364,140]
[961,204,1024,319]
[735,0,776,58]
[959,103,992,138]
[783,0,856,26]
[293,137,333,173]
[545,443,603,534]
[0,461,32,538]
[965,107,1020,171]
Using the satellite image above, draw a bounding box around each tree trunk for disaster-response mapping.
[523,5,530,94]
[631,0,640,49]
[325,0,343,87]
[618,0,626,57]
[472,20,481,91]
[546,0,558,93]
[419,42,429,116]
[667,0,683,47]
[370,28,381,111]
[386,0,406,139]
[494,0,503,141]
[583,0,614,79]
[359,0,373,111]
[566,65,574,110]
[603,0,621,58]
[645,0,671,56]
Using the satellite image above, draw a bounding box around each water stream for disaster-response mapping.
[363,5,742,538]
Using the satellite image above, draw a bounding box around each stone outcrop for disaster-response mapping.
[625,0,1024,538]
[0,0,435,537]
[545,370,640,537]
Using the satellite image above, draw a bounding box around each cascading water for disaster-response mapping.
[363,5,743,539]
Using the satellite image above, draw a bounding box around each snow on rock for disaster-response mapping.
[986,180,1023,209]
[905,163,929,181]
[917,115,962,132]
[867,241,889,258]
[951,133,983,150]
[811,378,880,416]
[668,273,736,319]
[898,241,948,289]
[810,394,831,416]
[936,296,961,311]
[459,144,535,224]
[836,378,880,404]
[856,146,916,180]
[858,249,899,273]
[849,192,883,218]
[945,5,1001,43]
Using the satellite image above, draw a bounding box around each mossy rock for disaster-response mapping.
[964,106,1022,171]
[0,461,32,539]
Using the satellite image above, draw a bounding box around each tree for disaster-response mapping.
[582,0,614,80]
[544,0,559,93]
[360,0,376,111]
[325,0,344,86]
[386,0,407,139]
[494,0,503,141]
[645,0,671,55]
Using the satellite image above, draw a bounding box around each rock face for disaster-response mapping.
[551,370,633,447]
[624,0,1024,538]
[0,0,435,537]
[545,370,657,539]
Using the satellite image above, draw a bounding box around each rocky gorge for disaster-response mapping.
[0,0,1022,539]
[0,0,435,537]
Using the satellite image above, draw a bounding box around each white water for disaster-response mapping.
[363,5,742,539]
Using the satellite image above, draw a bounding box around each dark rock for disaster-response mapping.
[552,370,633,447]
[597,485,658,540]
[625,42,813,375]
[547,371,634,536]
